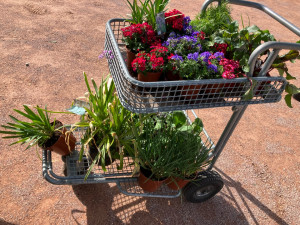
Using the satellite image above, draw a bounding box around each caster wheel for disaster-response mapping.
[183,170,224,203]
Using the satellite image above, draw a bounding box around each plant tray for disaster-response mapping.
[42,122,214,197]
[104,19,287,113]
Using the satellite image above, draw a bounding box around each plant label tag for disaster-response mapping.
[156,12,166,36]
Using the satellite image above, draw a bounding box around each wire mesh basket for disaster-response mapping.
[104,19,287,113]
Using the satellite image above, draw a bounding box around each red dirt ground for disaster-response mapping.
[0,0,299,224]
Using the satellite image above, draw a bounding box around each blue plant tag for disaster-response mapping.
[156,12,166,36]
[67,105,86,115]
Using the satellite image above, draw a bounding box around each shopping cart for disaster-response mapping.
[43,0,300,203]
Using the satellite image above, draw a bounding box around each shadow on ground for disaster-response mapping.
[71,168,289,224]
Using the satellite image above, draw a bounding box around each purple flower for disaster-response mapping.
[197,44,202,52]
[98,50,114,60]
[200,52,212,63]
[214,52,224,61]
[207,64,218,73]
[187,52,200,61]
[171,54,183,61]
[180,35,198,44]
[169,31,177,38]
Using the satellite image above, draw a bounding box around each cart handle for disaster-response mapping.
[201,0,300,37]
[248,41,300,77]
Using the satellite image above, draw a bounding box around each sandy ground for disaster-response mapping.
[0,0,300,224]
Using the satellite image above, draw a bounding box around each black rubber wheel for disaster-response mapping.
[183,170,224,203]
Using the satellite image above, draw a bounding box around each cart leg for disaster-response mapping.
[208,105,248,170]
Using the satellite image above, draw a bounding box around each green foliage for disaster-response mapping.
[75,73,136,177]
[0,105,56,150]
[132,112,210,180]
[140,0,169,30]
[212,21,276,73]
[124,0,147,24]
[191,0,232,36]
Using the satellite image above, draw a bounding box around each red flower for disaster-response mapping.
[165,9,185,31]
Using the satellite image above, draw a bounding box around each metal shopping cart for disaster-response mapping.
[42,0,300,203]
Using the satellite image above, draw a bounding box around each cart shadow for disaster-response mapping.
[214,168,289,225]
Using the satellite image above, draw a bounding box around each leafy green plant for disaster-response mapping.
[0,105,58,149]
[132,112,211,181]
[74,73,136,178]
[212,21,276,73]
[140,0,169,30]
[191,0,232,36]
[124,0,147,24]
[210,20,300,107]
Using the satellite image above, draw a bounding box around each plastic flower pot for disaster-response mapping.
[126,48,136,73]
[45,121,76,156]
[138,72,162,82]
[138,167,166,192]
[165,177,190,190]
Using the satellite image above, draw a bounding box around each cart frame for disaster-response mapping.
[42,0,300,201]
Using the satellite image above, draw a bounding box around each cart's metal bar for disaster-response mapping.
[258,49,280,77]
[116,181,181,198]
[208,105,247,170]
[248,42,300,77]
[202,0,300,37]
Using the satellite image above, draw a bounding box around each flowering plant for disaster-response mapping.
[121,22,160,53]
[167,51,238,80]
[132,45,169,74]
[163,33,203,56]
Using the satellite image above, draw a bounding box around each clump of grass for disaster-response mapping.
[191,0,232,36]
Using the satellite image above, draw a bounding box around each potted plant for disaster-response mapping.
[121,22,160,71]
[0,105,76,156]
[131,45,169,82]
[132,111,209,192]
[74,73,136,177]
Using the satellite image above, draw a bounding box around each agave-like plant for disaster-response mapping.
[0,105,57,149]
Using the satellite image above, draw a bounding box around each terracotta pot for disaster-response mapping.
[46,126,76,156]
[165,177,190,190]
[165,71,181,81]
[138,167,165,192]
[181,84,202,100]
[126,48,136,71]
[138,71,162,82]
[204,82,244,97]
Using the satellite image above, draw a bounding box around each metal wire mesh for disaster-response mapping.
[117,179,181,197]
[62,115,215,182]
[104,19,287,114]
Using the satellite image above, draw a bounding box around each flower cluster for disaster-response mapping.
[131,46,168,74]
[220,58,240,79]
[121,23,159,52]
[163,34,202,56]
[213,43,228,54]
[165,9,185,31]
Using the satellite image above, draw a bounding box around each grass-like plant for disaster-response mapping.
[191,0,232,36]
[0,105,57,149]
[140,0,169,30]
[133,112,211,181]
[75,73,136,178]
[124,0,148,24]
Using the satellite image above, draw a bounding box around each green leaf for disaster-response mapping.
[284,94,293,108]
[285,71,296,80]
[277,68,284,76]
[242,65,250,73]
[285,84,300,95]
[243,88,253,101]
[172,111,186,128]
[247,25,260,33]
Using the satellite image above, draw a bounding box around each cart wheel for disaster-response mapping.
[183,170,224,203]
